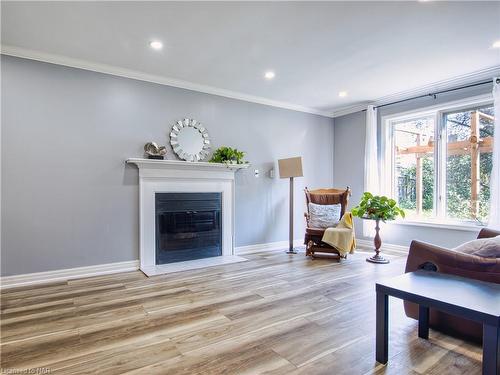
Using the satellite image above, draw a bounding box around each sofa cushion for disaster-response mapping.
[453,235,500,258]
[308,202,341,229]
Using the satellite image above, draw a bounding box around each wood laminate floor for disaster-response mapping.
[1,250,482,374]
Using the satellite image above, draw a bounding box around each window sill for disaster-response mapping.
[385,219,484,232]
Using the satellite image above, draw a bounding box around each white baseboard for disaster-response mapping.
[0,240,303,289]
[0,238,406,290]
[356,239,409,255]
[235,238,408,256]
[0,260,139,290]
[235,239,304,255]
[0,239,303,289]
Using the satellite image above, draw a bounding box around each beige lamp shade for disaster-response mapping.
[278,157,303,178]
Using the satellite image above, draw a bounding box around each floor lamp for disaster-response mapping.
[278,157,303,254]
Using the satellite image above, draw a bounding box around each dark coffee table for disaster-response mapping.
[376,270,500,375]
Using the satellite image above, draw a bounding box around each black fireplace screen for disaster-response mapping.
[155,192,222,264]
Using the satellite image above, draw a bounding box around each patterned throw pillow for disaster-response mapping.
[453,235,500,258]
[308,202,341,229]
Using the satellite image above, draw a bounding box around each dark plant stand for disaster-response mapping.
[365,218,389,264]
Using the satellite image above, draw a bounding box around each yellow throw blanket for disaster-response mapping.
[321,212,356,257]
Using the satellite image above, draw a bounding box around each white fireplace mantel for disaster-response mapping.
[126,158,250,174]
[126,158,249,276]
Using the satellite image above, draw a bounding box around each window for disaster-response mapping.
[392,115,435,220]
[383,96,495,226]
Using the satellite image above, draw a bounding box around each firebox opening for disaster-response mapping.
[155,192,222,264]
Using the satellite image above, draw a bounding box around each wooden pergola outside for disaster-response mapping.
[396,111,494,219]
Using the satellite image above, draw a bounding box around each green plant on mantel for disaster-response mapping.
[209,146,248,165]
[351,192,405,222]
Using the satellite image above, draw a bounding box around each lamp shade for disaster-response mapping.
[278,157,303,178]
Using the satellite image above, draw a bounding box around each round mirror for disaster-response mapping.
[169,118,210,162]
[177,127,203,155]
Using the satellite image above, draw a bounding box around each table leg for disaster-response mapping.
[376,291,388,364]
[418,305,429,339]
[483,324,499,375]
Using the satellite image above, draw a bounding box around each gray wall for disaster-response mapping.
[1,55,334,276]
[333,85,493,248]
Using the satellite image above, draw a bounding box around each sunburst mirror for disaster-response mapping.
[169,118,211,162]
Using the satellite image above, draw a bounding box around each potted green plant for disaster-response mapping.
[209,146,248,165]
[351,192,405,264]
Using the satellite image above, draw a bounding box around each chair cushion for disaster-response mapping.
[308,202,341,229]
[453,235,500,258]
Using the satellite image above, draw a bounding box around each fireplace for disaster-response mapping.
[127,158,248,276]
[155,193,222,264]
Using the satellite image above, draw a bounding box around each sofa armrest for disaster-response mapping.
[405,240,451,273]
[405,240,500,283]
[477,228,500,239]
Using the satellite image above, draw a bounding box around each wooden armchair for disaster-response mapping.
[304,187,351,259]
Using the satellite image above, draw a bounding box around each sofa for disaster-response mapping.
[404,228,500,342]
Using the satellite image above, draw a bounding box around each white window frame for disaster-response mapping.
[381,93,493,231]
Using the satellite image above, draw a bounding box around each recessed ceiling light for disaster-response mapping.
[338,91,348,97]
[264,71,275,80]
[492,40,500,49]
[149,41,163,50]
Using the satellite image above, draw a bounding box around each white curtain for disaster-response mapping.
[363,105,379,236]
[489,78,500,229]
[364,105,380,194]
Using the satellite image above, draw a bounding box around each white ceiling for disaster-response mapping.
[2,1,500,116]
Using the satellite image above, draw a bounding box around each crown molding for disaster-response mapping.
[0,45,333,118]
[329,102,374,118]
[330,65,500,118]
[3,45,498,120]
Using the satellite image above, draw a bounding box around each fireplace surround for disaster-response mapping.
[127,158,248,276]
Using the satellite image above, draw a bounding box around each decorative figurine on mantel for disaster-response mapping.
[144,142,167,160]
